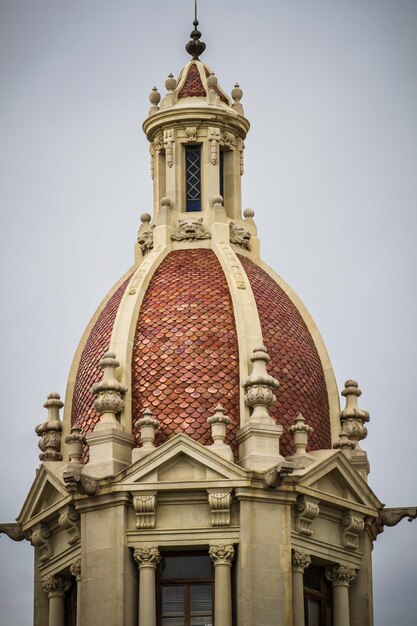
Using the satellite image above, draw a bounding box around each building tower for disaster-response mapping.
[1,15,416,626]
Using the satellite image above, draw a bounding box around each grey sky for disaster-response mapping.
[1,1,416,624]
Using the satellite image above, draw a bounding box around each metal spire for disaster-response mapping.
[186,0,206,60]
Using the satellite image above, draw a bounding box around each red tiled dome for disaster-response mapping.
[71,249,331,457]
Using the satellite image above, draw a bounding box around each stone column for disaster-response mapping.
[70,558,81,626]
[133,546,161,626]
[326,565,356,626]
[209,544,235,626]
[291,550,311,626]
[42,575,71,626]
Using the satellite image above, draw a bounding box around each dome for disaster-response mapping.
[62,48,340,469]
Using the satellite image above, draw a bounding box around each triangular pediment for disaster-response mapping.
[17,463,69,526]
[291,451,382,514]
[118,434,248,487]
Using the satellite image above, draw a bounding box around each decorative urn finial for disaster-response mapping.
[35,392,64,461]
[339,380,370,448]
[185,1,206,60]
[91,351,128,426]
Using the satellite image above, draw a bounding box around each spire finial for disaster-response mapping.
[186,0,206,60]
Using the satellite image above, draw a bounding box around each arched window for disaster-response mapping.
[185,145,202,211]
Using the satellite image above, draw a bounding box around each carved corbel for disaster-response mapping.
[341,511,364,550]
[295,495,319,537]
[58,505,80,545]
[207,490,232,527]
[63,470,99,496]
[264,460,294,488]
[31,524,53,563]
[133,492,157,529]
[208,127,221,165]
[163,129,175,167]
[223,131,236,150]
[0,523,26,542]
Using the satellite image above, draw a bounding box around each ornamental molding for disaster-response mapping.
[237,137,245,175]
[326,564,356,587]
[163,129,175,167]
[70,558,81,581]
[209,544,235,566]
[208,127,221,165]
[58,505,80,546]
[133,546,161,569]
[295,495,320,537]
[207,490,232,527]
[42,574,71,597]
[292,550,311,573]
[341,511,364,550]
[219,244,246,289]
[31,524,53,563]
[171,217,211,242]
[229,221,251,250]
[133,492,157,529]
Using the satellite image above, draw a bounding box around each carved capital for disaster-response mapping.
[133,546,161,569]
[70,558,81,581]
[207,490,231,527]
[133,493,157,529]
[341,511,364,550]
[42,574,71,597]
[209,544,235,566]
[58,505,80,545]
[31,524,52,563]
[292,550,311,573]
[295,495,319,537]
[326,564,356,587]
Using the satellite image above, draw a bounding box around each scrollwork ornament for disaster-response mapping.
[133,546,161,569]
[209,544,235,566]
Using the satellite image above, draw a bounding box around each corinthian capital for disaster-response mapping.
[42,575,71,597]
[326,564,356,587]
[133,546,161,569]
[292,550,311,573]
[209,544,235,566]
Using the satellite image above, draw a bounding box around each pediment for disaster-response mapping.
[294,452,382,513]
[18,464,69,526]
[118,434,248,487]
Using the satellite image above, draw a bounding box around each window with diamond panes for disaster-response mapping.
[157,552,214,626]
[185,145,202,211]
[303,565,333,626]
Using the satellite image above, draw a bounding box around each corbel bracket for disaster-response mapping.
[341,511,365,550]
[132,492,157,529]
[58,505,80,545]
[31,524,52,563]
[295,495,320,537]
[207,489,232,527]
[63,470,99,496]
[264,461,294,488]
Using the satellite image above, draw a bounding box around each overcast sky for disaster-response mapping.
[1,1,416,624]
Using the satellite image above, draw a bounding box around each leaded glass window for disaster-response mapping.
[185,145,202,211]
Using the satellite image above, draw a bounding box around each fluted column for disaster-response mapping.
[42,575,71,626]
[326,565,356,626]
[133,546,161,626]
[209,544,235,626]
[291,550,311,626]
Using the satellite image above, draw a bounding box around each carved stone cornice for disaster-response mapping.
[209,544,235,566]
[31,524,52,563]
[63,470,99,496]
[133,493,157,529]
[70,558,81,581]
[295,495,319,537]
[0,523,26,542]
[207,491,232,527]
[58,505,80,545]
[42,574,71,597]
[341,511,364,550]
[326,564,356,587]
[292,550,311,573]
[133,546,161,570]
